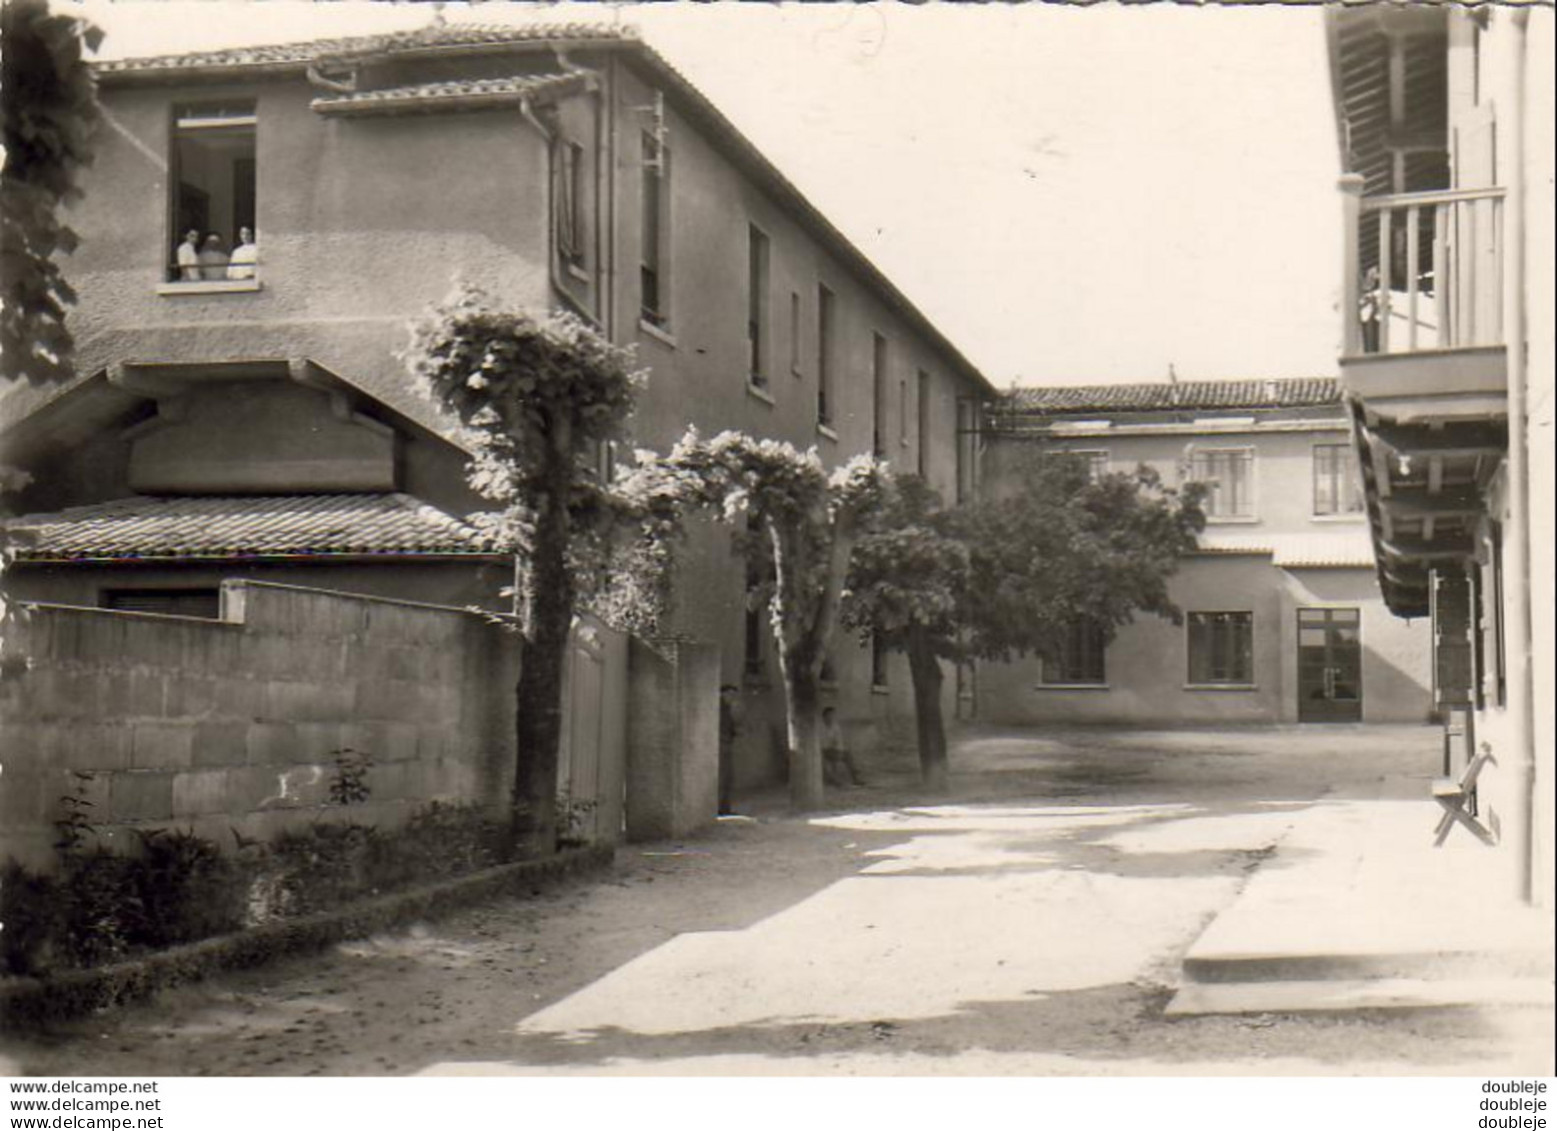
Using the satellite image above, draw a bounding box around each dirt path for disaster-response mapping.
[3,726,1548,1076]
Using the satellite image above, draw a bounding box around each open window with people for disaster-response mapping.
[168,102,257,285]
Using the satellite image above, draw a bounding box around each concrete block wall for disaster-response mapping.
[0,581,520,871]
[623,637,720,841]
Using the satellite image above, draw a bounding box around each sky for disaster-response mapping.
[70,1,1347,388]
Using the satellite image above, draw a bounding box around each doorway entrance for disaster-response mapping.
[1297,607,1363,723]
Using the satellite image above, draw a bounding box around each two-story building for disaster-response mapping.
[977,377,1432,727]
[0,22,995,797]
[1326,6,1553,905]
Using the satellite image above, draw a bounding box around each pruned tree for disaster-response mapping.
[651,431,888,811]
[845,454,1205,790]
[841,475,967,791]
[1,0,102,386]
[405,286,667,856]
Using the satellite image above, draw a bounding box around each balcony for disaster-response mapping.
[1339,177,1508,425]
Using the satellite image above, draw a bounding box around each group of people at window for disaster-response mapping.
[175,226,257,281]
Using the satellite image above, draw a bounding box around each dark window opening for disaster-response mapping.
[1043,620,1106,685]
[102,588,221,619]
[872,333,888,457]
[747,226,770,385]
[916,370,931,476]
[817,285,835,426]
[556,140,586,271]
[1188,611,1254,685]
[640,132,666,325]
[870,634,888,688]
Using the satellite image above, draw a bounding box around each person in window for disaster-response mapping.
[822,706,865,788]
[227,227,257,280]
[176,229,201,280]
[198,233,229,281]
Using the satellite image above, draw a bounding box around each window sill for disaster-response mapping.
[1203,515,1260,525]
[746,380,775,406]
[1310,513,1366,523]
[1035,683,1110,691]
[870,683,890,696]
[1182,683,1259,692]
[639,319,676,348]
[156,279,263,296]
[816,422,839,442]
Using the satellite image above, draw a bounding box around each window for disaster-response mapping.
[870,634,888,688]
[789,292,802,375]
[640,132,667,326]
[747,226,770,385]
[1043,620,1106,685]
[817,285,835,426]
[1064,449,1110,481]
[102,588,221,619]
[169,103,257,282]
[916,370,931,476]
[557,140,586,272]
[872,333,888,456]
[1187,612,1255,685]
[1312,443,1362,516]
[1189,448,1255,519]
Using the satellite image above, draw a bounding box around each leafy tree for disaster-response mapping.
[1,0,102,386]
[845,454,1205,790]
[841,475,968,791]
[651,431,888,811]
[405,286,666,856]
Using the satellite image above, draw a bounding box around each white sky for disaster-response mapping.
[71,1,1347,388]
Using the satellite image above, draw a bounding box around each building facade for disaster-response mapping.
[978,378,1433,727]
[1326,6,1554,905]
[0,23,994,796]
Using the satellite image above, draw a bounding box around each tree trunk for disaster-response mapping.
[906,625,949,792]
[512,440,574,858]
[785,663,825,811]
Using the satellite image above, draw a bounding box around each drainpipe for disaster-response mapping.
[305,64,359,93]
[1499,9,1534,905]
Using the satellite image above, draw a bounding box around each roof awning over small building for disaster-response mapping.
[5,493,500,563]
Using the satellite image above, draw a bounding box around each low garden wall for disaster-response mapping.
[0,580,522,870]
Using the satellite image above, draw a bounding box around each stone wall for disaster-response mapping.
[0,581,521,870]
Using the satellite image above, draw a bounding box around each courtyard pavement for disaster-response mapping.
[4,723,1550,1078]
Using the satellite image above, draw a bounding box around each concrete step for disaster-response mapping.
[1182,945,1555,985]
[1165,975,1554,1017]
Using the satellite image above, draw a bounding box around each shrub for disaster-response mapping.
[0,800,523,977]
[251,821,375,922]
[368,802,505,889]
[134,828,246,947]
[1,860,61,975]
[58,848,143,968]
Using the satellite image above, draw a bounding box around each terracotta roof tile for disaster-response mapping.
[94,23,633,76]
[6,494,495,561]
[1004,378,1342,416]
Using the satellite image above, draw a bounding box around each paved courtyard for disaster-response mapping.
[3,725,1550,1076]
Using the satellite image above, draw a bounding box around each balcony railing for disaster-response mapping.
[1341,177,1506,358]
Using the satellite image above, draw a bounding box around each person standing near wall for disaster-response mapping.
[718,684,741,815]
